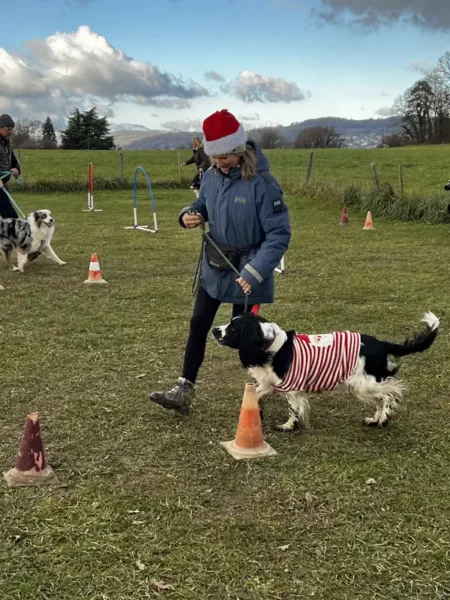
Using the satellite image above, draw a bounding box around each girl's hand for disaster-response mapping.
[182,212,202,229]
[236,277,251,294]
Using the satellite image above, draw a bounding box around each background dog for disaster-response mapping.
[212,312,439,432]
[0,210,66,272]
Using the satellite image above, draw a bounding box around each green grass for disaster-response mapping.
[0,189,450,599]
[12,145,450,198]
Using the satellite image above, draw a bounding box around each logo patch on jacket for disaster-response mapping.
[273,198,284,213]
[234,196,247,204]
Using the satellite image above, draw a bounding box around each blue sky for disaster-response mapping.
[1,0,449,131]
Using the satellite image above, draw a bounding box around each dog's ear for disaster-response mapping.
[237,318,269,368]
[34,211,43,227]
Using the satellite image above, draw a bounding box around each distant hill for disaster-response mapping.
[111,122,151,132]
[281,116,401,148]
[115,117,402,150]
[122,131,203,150]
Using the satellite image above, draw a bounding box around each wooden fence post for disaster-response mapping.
[17,149,23,185]
[370,162,381,192]
[399,164,404,198]
[305,152,314,184]
[119,153,124,184]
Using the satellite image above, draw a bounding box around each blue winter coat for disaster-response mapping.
[179,141,291,304]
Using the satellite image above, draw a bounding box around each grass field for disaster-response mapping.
[12,145,450,199]
[0,187,449,599]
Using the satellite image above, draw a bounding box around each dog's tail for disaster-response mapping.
[382,312,439,357]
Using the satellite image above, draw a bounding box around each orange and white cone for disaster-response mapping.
[3,412,58,487]
[340,206,349,225]
[84,253,108,284]
[363,211,374,230]
[221,383,277,460]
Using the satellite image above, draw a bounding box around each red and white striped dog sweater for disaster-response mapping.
[274,331,361,393]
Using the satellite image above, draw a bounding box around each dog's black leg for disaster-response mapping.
[27,251,41,263]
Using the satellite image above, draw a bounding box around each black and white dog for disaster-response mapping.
[212,312,439,432]
[0,210,66,272]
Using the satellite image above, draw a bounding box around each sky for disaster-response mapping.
[2,0,450,131]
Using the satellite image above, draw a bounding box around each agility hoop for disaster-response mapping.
[275,256,286,274]
[83,162,102,212]
[124,166,158,233]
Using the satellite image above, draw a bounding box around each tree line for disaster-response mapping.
[382,51,450,147]
[247,125,346,149]
[12,104,350,151]
[10,108,115,150]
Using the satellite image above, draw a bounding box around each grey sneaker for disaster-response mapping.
[149,377,195,415]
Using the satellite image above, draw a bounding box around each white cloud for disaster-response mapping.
[204,71,225,82]
[374,106,396,117]
[315,0,450,31]
[238,113,261,122]
[0,26,209,122]
[224,70,309,103]
[161,118,202,131]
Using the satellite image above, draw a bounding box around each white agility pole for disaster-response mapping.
[275,256,286,274]
[124,166,158,233]
[83,162,102,212]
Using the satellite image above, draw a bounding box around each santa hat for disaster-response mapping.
[202,109,247,156]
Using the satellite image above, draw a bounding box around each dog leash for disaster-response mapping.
[190,210,253,312]
[0,171,26,218]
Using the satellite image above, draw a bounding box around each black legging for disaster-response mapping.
[0,188,18,219]
[182,286,253,384]
[191,172,202,190]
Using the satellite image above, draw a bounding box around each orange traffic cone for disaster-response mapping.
[221,383,277,460]
[84,253,108,284]
[363,211,375,230]
[340,206,349,225]
[3,412,58,487]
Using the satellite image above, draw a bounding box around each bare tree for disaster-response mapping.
[11,119,43,149]
[248,126,287,149]
[294,126,346,149]
[393,80,434,143]
[427,68,450,142]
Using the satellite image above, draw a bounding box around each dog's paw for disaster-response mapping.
[276,420,299,433]
[363,417,389,428]
[58,261,66,266]
[12,266,23,273]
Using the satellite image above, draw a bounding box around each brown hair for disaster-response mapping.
[211,148,257,180]
[238,149,257,180]
[191,136,203,148]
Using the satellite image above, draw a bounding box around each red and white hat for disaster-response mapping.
[202,109,247,156]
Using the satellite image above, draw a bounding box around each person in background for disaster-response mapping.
[181,136,211,194]
[0,114,20,219]
[150,109,291,416]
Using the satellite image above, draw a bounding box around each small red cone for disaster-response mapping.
[3,412,58,487]
[250,304,261,315]
[340,206,349,225]
[363,211,375,230]
[84,253,108,284]
[221,383,277,460]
